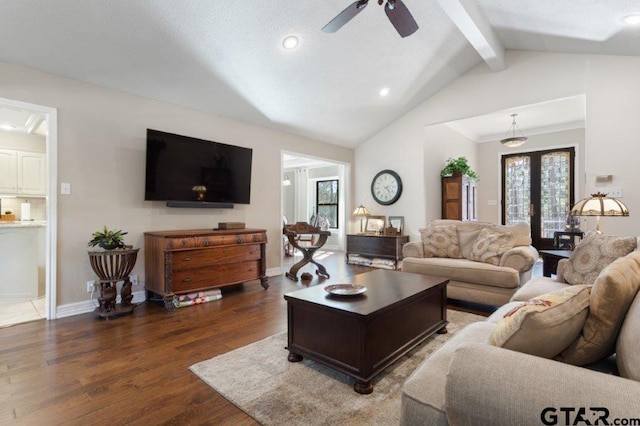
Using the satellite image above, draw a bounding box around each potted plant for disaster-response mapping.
[88,225,129,250]
[440,156,479,180]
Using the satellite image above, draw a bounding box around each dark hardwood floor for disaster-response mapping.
[0,250,491,425]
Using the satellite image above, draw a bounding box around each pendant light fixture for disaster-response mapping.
[500,113,527,148]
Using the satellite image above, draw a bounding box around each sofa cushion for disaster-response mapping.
[489,285,591,358]
[558,251,640,366]
[430,220,490,259]
[561,233,637,286]
[401,322,494,425]
[402,257,520,289]
[420,225,462,259]
[510,277,571,302]
[617,291,640,380]
[468,228,515,266]
[490,222,532,247]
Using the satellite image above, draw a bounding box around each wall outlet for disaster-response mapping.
[130,274,138,286]
[86,280,95,292]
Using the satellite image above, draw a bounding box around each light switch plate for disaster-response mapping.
[61,182,71,195]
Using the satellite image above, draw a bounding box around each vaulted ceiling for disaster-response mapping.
[0,1,639,147]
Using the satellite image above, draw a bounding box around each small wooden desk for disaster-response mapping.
[539,250,572,277]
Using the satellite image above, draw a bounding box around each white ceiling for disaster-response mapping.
[0,1,638,147]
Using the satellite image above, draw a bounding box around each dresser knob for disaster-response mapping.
[181,240,187,246]
[203,240,210,247]
[183,278,191,282]
[184,257,191,261]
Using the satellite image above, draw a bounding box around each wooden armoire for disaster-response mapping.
[441,174,477,221]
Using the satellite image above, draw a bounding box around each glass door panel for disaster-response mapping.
[502,148,574,249]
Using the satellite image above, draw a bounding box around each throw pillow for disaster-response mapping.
[617,290,640,381]
[489,285,591,358]
[468,228,515,266]
[557,251,640,366]
[561,233,637,286]
[420,225,462,259]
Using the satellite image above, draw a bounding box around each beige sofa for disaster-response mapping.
[402,220,538,306]
[400,244,640,425]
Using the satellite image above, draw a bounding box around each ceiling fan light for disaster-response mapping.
[379,87,390,97]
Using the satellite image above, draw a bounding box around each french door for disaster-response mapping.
[501,147,575,249]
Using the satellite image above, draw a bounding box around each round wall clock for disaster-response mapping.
[371,169,403,205]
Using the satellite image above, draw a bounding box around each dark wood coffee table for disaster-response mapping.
[284,269,448,394]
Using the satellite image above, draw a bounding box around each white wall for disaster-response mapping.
[0,61,354,306]
[356,50,640,240]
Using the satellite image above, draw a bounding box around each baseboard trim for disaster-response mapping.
[56,290,147,319]
[55,270,286,319]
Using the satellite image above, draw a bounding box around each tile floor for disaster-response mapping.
[0,297,46,328]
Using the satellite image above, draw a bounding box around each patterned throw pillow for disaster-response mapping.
[557,251,640,366]
[489,285,591,358]
[420,225,462,258]
[468,228,515,266]
[562,233,637,286]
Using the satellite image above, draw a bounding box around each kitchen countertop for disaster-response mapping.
[0,221,47,228]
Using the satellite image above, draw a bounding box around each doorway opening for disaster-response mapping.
[281,151,350,272]
[0,97,57,326]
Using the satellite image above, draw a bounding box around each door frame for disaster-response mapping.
[499,144,579,250]
[0,96,57,319]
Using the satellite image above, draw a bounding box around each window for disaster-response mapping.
[316,179,339,228]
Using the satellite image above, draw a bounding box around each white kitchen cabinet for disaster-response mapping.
[0,149,46,196]
[0,149,18,193]
[0,226,40,300]
[17,151,46,195]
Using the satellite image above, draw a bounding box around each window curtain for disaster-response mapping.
[294,168,309,222]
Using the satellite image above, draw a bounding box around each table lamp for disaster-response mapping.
[570,192,629,233]
[352,205,370,233]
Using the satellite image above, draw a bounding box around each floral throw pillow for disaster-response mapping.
[420,225,462,258]
[562,233,637,286]
[469,228,515,266]
[489,285,591,358]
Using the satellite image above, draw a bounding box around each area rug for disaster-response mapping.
[190,309,485,425]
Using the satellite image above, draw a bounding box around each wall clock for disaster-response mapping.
[371,169,403,205]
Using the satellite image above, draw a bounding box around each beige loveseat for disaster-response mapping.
[400,237,640,425]
[402,220,538,306]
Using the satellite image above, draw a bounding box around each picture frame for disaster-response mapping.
[388,216,404,235]
[364,215,386,234]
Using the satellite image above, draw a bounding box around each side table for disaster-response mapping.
[88,248,139,319]
[539,250,572,277]
[283,222,331,281]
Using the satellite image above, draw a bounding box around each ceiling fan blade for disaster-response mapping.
[322,0,369,33]
[385,0,419,38]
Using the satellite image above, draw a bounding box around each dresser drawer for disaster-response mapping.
[171,262,260,293]
[171,245,261,270]
[165,237,196,249]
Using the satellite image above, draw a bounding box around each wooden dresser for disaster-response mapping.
[144,228,268,310]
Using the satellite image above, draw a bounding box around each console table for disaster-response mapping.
[144,228,268,310]
[346,234,409,269]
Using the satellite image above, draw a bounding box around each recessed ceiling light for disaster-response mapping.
[0,124,16,131]
[282,35,299,50]
[379,87,390,97]
[624,14,640,24]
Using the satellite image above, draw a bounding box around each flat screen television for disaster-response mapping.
[144,129,252,207]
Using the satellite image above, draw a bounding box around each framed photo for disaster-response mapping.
[388,216,404,235]
[364,215,386,234]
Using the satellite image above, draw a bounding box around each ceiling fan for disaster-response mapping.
[322,0,419,38]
